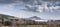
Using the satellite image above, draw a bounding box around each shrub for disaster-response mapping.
[15,19,19,21]
[4,21,12,26]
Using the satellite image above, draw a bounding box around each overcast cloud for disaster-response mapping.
[0,0,60,20]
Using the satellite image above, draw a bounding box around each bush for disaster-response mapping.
[15,19,19,21]
[16,23,20,26]
[4,21,12,26]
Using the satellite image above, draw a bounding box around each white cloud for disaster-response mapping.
[4,5,14,10]
[24,1,60,12]
[0,4,14,11]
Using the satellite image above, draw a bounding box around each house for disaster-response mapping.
[47,20,60,27]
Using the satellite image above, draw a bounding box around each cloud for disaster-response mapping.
[21,1,60,13]
[42,0,60,2]
[0,1,25,10]
[0,0,60,4]
[0,4,14,10]
[21,4,40,12]
[0,0,15,4]
[1,0,60,13]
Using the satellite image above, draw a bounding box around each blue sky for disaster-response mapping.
[0,0,60,20]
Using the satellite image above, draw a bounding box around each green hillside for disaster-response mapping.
[0,14,16,19]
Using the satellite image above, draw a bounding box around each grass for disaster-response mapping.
[0,25,58,27]
[0,25,48,27]
[1,26,10,27]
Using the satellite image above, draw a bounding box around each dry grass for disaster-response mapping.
[27,25,43,27]
[1,26,10,27]
[0,25,48,27]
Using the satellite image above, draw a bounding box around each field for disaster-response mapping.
[0,26,10,27]
[0,25,60,27]
[0,25,48,27]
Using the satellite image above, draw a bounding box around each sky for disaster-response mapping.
[0,0,60,20]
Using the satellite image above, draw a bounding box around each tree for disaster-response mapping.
[0,14,8,24]
[4,21,12,26]
[15,19,19,21]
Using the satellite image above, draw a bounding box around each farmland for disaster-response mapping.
[0,25,47,27]
[0,25,59,27]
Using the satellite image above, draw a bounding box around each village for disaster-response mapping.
[0,0,60,27]
[0,14,60,27]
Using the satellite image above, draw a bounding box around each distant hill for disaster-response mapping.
[24,16,41,20]
[0,14,17,20]
[21,16,47,25]
[21,19,47,25]
[0,14,47,25]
